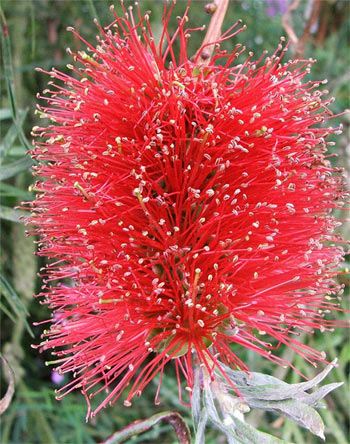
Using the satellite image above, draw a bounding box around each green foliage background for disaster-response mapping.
[1,1,349,443]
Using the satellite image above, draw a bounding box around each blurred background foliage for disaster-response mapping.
[0,0,349,443]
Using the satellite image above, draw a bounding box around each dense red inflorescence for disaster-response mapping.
[27,3,347,417]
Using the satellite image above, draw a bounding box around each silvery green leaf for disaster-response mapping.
[218,360,338,401]
[192,367,201,429]
[228,384,296,401]
[194,360,342,443]
[0,205,26,223]
[0,157,33,180]
[203,384,242,444]
[206,414,242,444]
[226,432,244,444]
[233,416,293,444]
[246,398,325,439]
[204,382,221,423]
[226,383,312,402]
[194,407,208,444]
[217,361,289,387]
[280,359,338,394]
[296,382,344,407]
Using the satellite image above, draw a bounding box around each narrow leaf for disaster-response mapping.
[192,366,202,429]
[296,382,344,407]
[0,274,34,337]
[233,417,292,444]
[0,9,32,151]
[204,381,221,423]
[0,300,17,323]
[0,205,26,223]
[0,109,28,161]
[0,274,29,316]
[0,182,33,199]
[217,361,288,387]
[218,360,338,401]
[0,109,12,120]
[194,408,208,444]
[4,145,27,157]
[0,157,33,180]
[85,0,100,22]
[247,398,325,439]
[285,360,338,394]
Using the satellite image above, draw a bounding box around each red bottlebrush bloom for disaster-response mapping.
[27,3,347,418]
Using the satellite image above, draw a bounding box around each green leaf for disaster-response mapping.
[0,274,34,337]
[0,9,32,152]
[339,341,350,364]
[0,109,28,162]
[85,0,100,22]
[248,398,325,440]
[233,417,292,444]
[296,382,344,408]
[217,359,338,401]
[0,300,17,323]
[0,205,26,223]
[192,367,202,429]
[194,407,208,444]
[205,360,343,442]
[0,157,33,180]
[4,145,27,157]
[0,109,12,120]
[0,182,33,199]
[216,362,289,388]
[102,411,191,444]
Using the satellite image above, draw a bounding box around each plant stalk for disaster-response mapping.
[196,0,230,66]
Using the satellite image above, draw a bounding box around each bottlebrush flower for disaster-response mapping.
[27,3,347,418]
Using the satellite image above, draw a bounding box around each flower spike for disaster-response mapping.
[26,3,348,419]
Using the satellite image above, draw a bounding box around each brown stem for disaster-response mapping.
[282,0,322,60]
[294,0,322,59]
[196,0,230,66]
[0,355,15,415]
[315,1,328,47]
[282,0,301,47]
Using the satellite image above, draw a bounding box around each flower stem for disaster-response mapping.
[196,0,230,66]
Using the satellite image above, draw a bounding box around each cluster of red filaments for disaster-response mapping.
[27,3,347,417]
